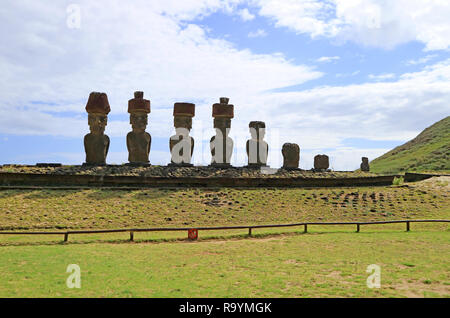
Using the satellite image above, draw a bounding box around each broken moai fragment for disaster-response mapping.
[282,143,300,169]
[126,91,151,165]
[361,157,370,171]
[83,92,111,165]
[246,121,268,167]
[210,97,234,167]
[169,102,195,166]
[313,154,330,171]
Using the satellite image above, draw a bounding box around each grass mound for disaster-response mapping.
[370,116,450,174]
[0,184,448,231]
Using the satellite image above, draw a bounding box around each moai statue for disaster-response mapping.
[361,157,370,171]
[314,154,329,171]
[246,121,269,167]
[282,143,300,169]
[169,102,195,166]
[84,92,111,166]
[126,91,151,165]
[210,97,234,167]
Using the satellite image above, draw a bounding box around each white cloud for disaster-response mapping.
[368,73,396,81]
[238,8,255,21]
[336,70,360,78]
[1,1,450,169]
[406,54,438,65]
[191,58,450,169]
[253,59,450,146]
[316,56,340,63]
[248,29,267,38]
[0,1,321,131]
[253,0,450,50]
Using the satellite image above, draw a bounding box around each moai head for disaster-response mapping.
[85,92,110,135]
[282,143,300,169]
[314,154,330,170]
[174,102,195,136]
[362,157,369,165]
[212,97,234,135]
[128,91,150,133]
[249,121,266,140]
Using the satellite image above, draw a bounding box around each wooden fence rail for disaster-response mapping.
[0,219,448,242]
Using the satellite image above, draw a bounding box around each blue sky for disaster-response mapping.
[0,0,449,170]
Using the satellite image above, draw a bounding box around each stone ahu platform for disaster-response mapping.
[0,165,397,188]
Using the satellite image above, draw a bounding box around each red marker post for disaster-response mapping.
[188,229,198,241]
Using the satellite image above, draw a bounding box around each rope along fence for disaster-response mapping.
[0,219,448,242]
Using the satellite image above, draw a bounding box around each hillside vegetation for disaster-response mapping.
[0,183,448,231]
[370,116,450,174]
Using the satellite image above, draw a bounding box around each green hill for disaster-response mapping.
[370,116,450,174]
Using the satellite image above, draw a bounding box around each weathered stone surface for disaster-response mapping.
[314,154,329,170]
[128,91,150,113]
[173,102,195,117]
[210,98,234,166]
[84,92,110,165]
[282,143,300,169]
[361,157,370,171]
[212,97,234,118]
[0,169,395,188]
[170,103,195,165]
[0,165,380,180]
[85,92,110,114]
[246,121,268,167]
[36,163,62,167]
[127,92,151,164]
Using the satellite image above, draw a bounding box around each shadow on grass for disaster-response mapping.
[0,189,84,199]
[0,231,309,247]
[23,189,81,199]
[0,228,435,248]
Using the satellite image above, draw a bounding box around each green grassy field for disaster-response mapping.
[1,228,449,297]
[0,178,448,298]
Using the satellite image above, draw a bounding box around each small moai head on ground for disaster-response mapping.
[282,143,300,169]
[128,91,150,133]
[85,92,110,135]
[173,102,195,136]
[361,156,370,171]
[249,121,266,140]
[314,154,329,170]
[212,97,234,133]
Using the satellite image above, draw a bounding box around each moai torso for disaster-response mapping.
[282,143,300,169]
[84,133,110,165]
[126,92,151,164]
[246,121,268,166]
[314,154,329,170]
[361,157,370,171]
[127,131,151,163]
[84,93,111,165]
[170,134,194,164]
[170,108,195,165]
[210,98,234,166]
[246,139,268,166]
[210,133,233,165]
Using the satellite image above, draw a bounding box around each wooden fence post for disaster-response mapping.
[304,224,307,233]
[130,231,134,241]
[406,221,410,232]
[248,228,252,236]
[356,224,360,233]
[64,233,68,242]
